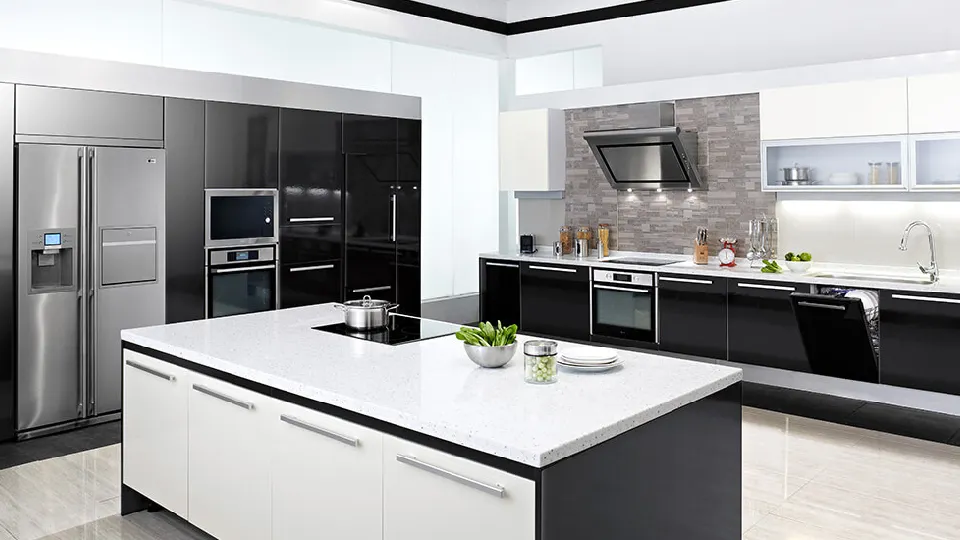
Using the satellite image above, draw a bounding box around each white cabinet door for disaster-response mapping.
[499,109,566,192]
[909,73,960,134]
[760,78,908,140]
[383,436,535,540]
[122,351,189,518]
[188,373,272,540]
[272,402,383,540]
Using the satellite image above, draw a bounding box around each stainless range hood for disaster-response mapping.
[583,103,704,191]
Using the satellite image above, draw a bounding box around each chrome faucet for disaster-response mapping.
[899,220,939,283]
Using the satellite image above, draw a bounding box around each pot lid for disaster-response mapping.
[343,295,392,308]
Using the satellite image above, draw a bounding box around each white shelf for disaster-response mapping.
[762,136,908,192]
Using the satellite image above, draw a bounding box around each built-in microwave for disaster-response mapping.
[205,189,278,248]
[591,268,656,345]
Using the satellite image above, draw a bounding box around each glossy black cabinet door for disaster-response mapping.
[880,290,960,396]
[280,224,342,265]
[343,114,397,155]
[520,263,590,341]
[344,152,397,303]
[205,102,279,188]
[280,260,342,309]
[727,279,808,372]
[397,119,421,184]
[279,109,343,224]
[395,183,420,316]
[480,259,521,328]
[658,275,727,360]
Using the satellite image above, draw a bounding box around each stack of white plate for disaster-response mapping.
[558,347,622,372]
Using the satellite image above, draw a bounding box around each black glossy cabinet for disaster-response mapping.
[520,262,590,341]
[280,224,342,265]
[280,260,342,309]
[880,290,960,396]
[397,119,421,184]
[343,114,397,155]
[279,109,343,224]
[659,275,727,360]
[727,279,808,372]
[205,102,279,188]
[480,259,521,327]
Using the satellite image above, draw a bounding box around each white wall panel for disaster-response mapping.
[515,51,573,96]
[0,0,162,65]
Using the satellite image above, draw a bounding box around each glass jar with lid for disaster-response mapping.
[524,340,558,384]
[559,226,573,255]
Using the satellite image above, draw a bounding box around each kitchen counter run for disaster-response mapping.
[121,305,741,467]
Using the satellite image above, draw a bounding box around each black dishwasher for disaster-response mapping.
[789,291,879,383]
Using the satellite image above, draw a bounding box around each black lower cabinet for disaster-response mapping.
[280,260,342,309]
[658,275,727,360]
[880,290,960,396]
[727,279,808,372]
[520,262,590,341]
[480,259,521,328]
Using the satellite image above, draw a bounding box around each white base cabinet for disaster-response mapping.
[122,351,189,518]
[271,402,383,540]
[383,436,535,540]
[188,374,273,540]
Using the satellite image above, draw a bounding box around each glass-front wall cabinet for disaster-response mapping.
[911,133,960,190]
[762,136,908,192]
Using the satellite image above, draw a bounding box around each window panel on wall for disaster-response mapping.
[515,51,574,96]
[162,0,392,92]
[573,47,603,89]
[0,0,162,65]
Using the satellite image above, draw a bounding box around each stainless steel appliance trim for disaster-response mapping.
[528,265,577,273]
[78,147,88,416]
[192,384,254,410]
[485,261,518,269]
[659,276,713,285]
[204,188,279,249]
[288,217,335,223]
[593,284,650,294]
[280,414,359,447]
[209,264,276,275]
[208,245,277,266]
[125,360,175,382]
[288,264,335,273]
[391,193,397,242]
[890,293,960,305]
[101,239,156,247]
[14,134,164,148]
[87,147,97,416]
[737,283,795,292]
[396,455,505,498]
[797,301,846,311]
[592,268,654,286]
[352,285,392,293]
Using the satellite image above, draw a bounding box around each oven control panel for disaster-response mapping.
[593,269,653,286]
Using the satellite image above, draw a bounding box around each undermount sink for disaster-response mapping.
[807,272,936,286]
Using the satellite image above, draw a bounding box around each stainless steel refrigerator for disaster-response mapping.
[17,144,166,436]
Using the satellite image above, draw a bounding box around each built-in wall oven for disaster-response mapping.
[205,189,279,248]
[591,268,656,345]
[206,245,278,318]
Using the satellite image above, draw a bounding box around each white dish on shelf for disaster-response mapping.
[560,347,618,364]
[558,357,623,372]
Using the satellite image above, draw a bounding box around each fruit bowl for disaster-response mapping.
[786,261,812,273]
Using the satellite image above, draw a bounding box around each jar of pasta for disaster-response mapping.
[559,226,573,255]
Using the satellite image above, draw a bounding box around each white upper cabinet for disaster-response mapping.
[499,109,566,192]
[760,78,909,140]
[908,73,960,134]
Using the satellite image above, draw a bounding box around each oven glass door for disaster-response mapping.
[208,264,277,318]
[592,283,656,342]
[207,193,277,246]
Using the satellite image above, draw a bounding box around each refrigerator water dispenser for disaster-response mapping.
[28,228,76,293]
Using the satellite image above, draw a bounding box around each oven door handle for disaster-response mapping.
[210,264,277,274]
[593,284,650,294]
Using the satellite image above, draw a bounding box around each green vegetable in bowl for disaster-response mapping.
[799,252,812,262]
[784,251,813,262]
[456,321,518,347]
[784,252,796,261]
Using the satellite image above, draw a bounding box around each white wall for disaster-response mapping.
[0,0,500,300]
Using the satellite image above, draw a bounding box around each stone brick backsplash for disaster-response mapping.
[564,93,775,256]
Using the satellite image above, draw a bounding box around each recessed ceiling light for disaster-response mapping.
[656,188,662,193]
[687,188,693,193]
[626,188,633,192]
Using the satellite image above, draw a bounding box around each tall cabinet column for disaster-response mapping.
[0,84,13,441]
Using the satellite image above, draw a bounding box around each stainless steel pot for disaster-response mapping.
[334,295,399,330]
[781,163,813,183]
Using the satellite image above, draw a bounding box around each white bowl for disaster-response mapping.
[827,172,860,185]
[786,261,812,273]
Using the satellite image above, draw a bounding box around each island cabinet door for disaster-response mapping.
[480,259,521,328]
[188,374,272,540]
[727,280,809,372]
[658,275,728,361]
[271,402,383,540]
[520,262,590,340]
[122,351,189,518]
[879,291,960,395]
[383,436,536,540]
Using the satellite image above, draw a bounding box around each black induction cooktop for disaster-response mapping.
[604,257,684,267]
[313,314,460,345]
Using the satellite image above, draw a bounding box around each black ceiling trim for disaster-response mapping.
[348,0,733,35]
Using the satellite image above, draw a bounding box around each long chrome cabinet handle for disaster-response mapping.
[353,285,391,293]
[485,261,519,268]
[528,265,576,273]
[192,384,254,410]
[289,217,335,223]
[737,283,795,292]
[659,276,713,285]
[126,360,175,381]
[280,414,359,447]
[594,284,649,293]
[210,264,276,274]
[797,301,845,311]
[289,264,335,273]
[87,147,98,415]
[891,293,960,305]
[391,193,397,242]
[78,148,88,417]
[396,455,505,498]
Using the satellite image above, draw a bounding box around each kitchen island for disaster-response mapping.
[120,304,743,540]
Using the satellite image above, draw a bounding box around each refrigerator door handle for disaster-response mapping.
[391,192,397,242]
[77,148,88,417]
[87,147,98,415]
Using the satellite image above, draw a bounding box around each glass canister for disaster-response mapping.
[576,226,593,246]
[597,224,610,257]
[559,226,573,255]
[524,340,558,385]
[886,162,901,185]
[868,162,883,185]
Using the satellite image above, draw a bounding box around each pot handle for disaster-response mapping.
[386,303,400,312]
[334,303,347,312]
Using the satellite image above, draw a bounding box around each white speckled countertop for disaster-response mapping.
[481,249,960,295]
[121,305,742,468]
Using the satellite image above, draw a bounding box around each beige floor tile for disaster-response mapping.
[743,496,780,534]
[41,512,214,540]
[744,513,856,540]
[0,524,14,540]
[742,412,866,479]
